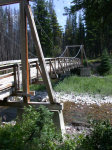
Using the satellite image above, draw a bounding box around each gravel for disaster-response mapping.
[31,91,112,106]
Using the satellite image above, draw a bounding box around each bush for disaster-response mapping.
[80,120,112,150]
[98,49,111,75]
[0,106,85,150]
[1,106,112,150]
[0,106,60,150]
[58,134,84,150]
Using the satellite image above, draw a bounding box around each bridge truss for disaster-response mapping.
[0,0,85,134]
[0,0,67,134]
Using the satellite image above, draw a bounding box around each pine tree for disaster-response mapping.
[71,0,112,58]
[99,49,111,75]
[49,0,62,56]
[33,0,62,57]
[65,15,73,45]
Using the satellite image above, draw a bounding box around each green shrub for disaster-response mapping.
[0,106,60,150]
[57,134,84,150]
[1,106,112,150]
[0,106,84,150]
[80,120,112,150]
[83,59,88,67]
[98,49,111,75]
[30,84,46,91]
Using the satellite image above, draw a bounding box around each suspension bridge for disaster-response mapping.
[0,0,86,134]
[0,56,82,101]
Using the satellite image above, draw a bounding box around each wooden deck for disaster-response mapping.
[0,57,81,100]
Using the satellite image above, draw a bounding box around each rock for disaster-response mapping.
[72,121,90,128]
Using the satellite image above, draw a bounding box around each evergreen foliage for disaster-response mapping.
[70,0,112,58]
[33,0,62,57]
[99,49,111,75]
[0,106,59,150]
[80,120,112,150]
[64,13,85,47]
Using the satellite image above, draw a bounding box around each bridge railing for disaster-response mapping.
[45,57,81,73]
[0,64,21,92]
[0,57,81,92]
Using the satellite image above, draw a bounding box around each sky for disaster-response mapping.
[2,0,73,30]
[53,0,73,29]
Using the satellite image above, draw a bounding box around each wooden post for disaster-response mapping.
[17,64,20,90]
[25,4,54,103]
[13,64,17,93]
[29,63,31,84]
[50,60,52,76]
[36,61,39,81]
[20,0,30,103]
[54,59,55,70]
[81,45,84,65]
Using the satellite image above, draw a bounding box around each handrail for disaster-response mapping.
[0,57,81,94]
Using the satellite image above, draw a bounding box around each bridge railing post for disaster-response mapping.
[29,62,31,85]
[50,59,52,76]
[66,58,68,70]
[58,58,59,70]
[17,64,20,91]
[36,61,39,82]
[13,64,18,93]
[81,45,84,65]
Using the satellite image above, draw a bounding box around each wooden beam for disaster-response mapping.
[20,1,30,103]
[81,45,84,65]
[0,0,22,6]
[0,87,14,100]
[12,90,35,97]
[25,3,55,104]
[0,72,14,80]
[0,84,13,91]
[0,101,63,110]
[0,0,32,6]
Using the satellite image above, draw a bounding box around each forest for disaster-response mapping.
[0,0,112,60]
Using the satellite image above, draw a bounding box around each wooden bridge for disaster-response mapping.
[0,57,81,101]
[0,0,85,134]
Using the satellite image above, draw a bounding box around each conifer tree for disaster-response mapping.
[99,49,111,75]
[33,0,62,57]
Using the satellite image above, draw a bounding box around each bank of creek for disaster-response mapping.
[0,91,112,135]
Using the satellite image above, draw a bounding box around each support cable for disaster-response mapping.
[73,47,81,58]
[60,46,68,57]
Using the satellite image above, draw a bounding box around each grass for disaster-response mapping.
[30,75,112,96]
[54,75,112,96]
[30,84,46,91]
[30,79,58,91]
[88,57,101,63]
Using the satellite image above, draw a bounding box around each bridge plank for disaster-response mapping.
[0,72,14,80]
[0,83,13,91]
[0,86,13,100]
